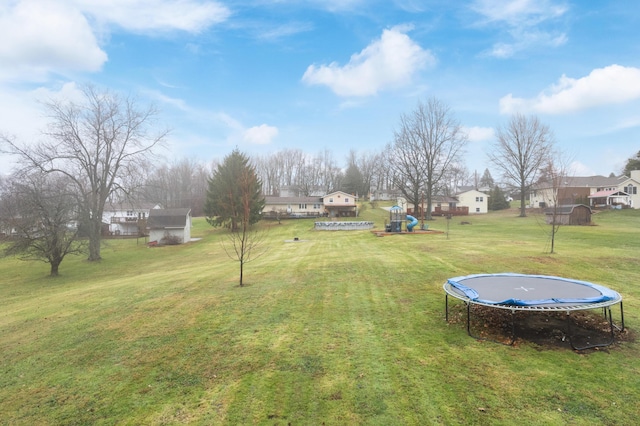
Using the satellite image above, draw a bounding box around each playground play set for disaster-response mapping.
[385,205,421,232]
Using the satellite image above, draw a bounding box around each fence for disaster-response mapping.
[314,221,374,231]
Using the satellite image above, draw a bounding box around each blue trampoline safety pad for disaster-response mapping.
[446,273,621,307]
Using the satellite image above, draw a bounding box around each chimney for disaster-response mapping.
[631,170,640,181]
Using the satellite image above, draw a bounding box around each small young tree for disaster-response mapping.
[545,151,573,254]
[221,167,267,286]
[0,173,85,276]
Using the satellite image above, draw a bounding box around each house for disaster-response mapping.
[545,204,592,225]
[456,189,489,214]
[616,170,640,208]
[262,196,324,219]
[147,208,192,244]
[587,189,630,208]
[529,174,639,209]
[399,189,488,217]
[102,203,158,236]
[322,191,357,217]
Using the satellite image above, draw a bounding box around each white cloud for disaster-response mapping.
[302,25,435,97]
[472,0,567,27]
[243,124,279,145]
[74,0,231,34]
[472,0,568,58]
[0,0,230,83]
[569,161,595,177]
[463,126,494,142]
[500,65,640,114]
[0,0,107,82]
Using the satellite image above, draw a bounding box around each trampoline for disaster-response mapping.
[444,273,624,350]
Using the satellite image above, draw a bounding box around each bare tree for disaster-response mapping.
[544,151,573,254]
[488,113,555,217]
[0,173,85,276]
[389,98,467,219]
[141,158,210,215]
[221,166,267,287]
[1,84,168,261]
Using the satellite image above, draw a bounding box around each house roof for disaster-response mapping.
[456,188,489,196]
[147,208,191,229]
[588,189,629,198]
[104,202,159,212]
[533,175,623,190]
[323,191,357,199]
[264,196,322,205]
[433,195,459,203]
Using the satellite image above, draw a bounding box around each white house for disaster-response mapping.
[102,203,158,236]
[399,189,489,216]
[147,208,192,244]
[263,196,324,218]
[322,191,358,217]
[456,189,489,214]
[616,170,640,208]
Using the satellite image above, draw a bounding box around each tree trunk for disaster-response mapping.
[519,190,527,217]
[87,219,102,261]
[50,261,60,277]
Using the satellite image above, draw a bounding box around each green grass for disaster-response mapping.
[1,207,639,425]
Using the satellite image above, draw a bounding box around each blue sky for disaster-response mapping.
[1,0,639,177]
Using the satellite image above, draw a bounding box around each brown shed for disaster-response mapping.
[544,204,592,225]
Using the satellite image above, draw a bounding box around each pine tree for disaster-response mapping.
[204,149,264,230]
[622,150,640,176]
[488,186,511,211]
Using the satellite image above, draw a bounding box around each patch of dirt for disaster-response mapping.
[447,304,634,352]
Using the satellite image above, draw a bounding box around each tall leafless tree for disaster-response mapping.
[1,84,168,261]
[389,98,467,219]
[488,113,555,217]
[0,173,85,276]
[141,158,210,216]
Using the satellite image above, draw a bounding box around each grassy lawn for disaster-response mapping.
[1,206,639,425]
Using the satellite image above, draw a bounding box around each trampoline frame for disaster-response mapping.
[444,275,625,351]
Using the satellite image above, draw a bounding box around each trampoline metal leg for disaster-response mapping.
[465,303,516,346]
[566,308,616,351]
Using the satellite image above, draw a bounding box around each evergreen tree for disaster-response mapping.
[488,186,511,211]
[479,168,495,189]
[622,150,640,176]
[205,149,264,230]
[341,162,365,196]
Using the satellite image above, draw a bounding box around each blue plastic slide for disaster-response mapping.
[406,215,418,232]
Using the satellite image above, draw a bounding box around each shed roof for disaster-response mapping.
[544,204,591,215]
[147,208,191,229]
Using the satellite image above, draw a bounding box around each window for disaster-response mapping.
[475,197,483,202]
[299,204,307,209]
[345,198,349,203]
[329,198,333,203]
[626,185,637,195]
[476,208,480,213]
[313,204,321,209]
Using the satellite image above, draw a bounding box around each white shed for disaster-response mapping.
[147,208,192,244]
